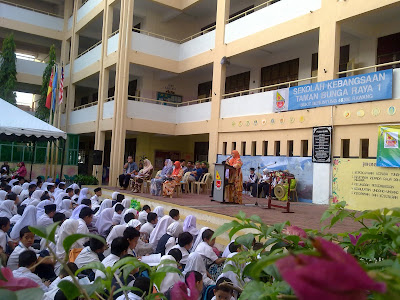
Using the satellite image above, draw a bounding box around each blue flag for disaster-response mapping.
[52,66,58,112]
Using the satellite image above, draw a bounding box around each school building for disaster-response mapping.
[2,0,400,209]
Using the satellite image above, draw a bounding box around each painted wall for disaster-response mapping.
[77,0,103,23]
[69,105,98,125]
[179,31,216,60]
[0,3,64,31]
[73,43,102,73]
[107,33,119,55]
[103,101,114,119]
[16,59,46,77]
[224,0,321,44]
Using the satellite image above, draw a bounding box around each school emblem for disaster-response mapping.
[276,92,285,108]
[215,171,222,190]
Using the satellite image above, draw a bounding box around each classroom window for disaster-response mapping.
[301,140,309,157]
[263,141,268,156]
[222,142,227,155]
[275,141,281,156]
[241,142,246,156]
[232,142,236,151]
[251,141,256,156]
[287,140,294,157]
[341,139,350,158]
[360,139,369,158]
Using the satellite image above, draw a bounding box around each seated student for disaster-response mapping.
[169,208,180,221]
[54,182,66,198]
[156,221,183,256]
[188,162,204,183]
[47,262,79,293]
[184,252,215,287]
[166,270,204,300]
[77,207,94,248]
[171,232,194,268]
[0,217,12,263]
[112,203,125,224]
[81,198,92,208]
[116,276,151,300]
[138,205,151,224]
[13,250,50,292]
[10,205,25,225]
[37,204,57,227]
[111,254,139,300]
[158,248,183,294]
[95,237,129,279]
[21,184,36,202]
[95,206,121,237]
[217,244,244,294]
[195,229,225,266]
[90,187,102,211]
[114,193,125,206]
[123,227,140,257]
[65,188,74,202]
[149,214,174,251]
[140,212,158,237]
[211,277,235,300]
[71,188,80,203]
[123,213,136,225]
[243,168,258,198]
[7,226,39,270]
[75,237,106,281]
[47,184,56,201]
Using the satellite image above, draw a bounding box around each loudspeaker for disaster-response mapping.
[93,150,103,165]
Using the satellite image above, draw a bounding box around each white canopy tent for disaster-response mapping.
[0,98,67,180]
[0,98,66,141]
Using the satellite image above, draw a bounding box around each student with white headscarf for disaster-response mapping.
[68,183,79,190]
[77,188,89,205]
[55,192,68,210]
[112,192,119,202]
[149,215,173,251]
[158,252,182,294]
[95,207,114,236]
[120,208,137,225]
[59,199,73,218]
[36,200,53,219]
[183,215,199,238]
[70,204,87,220]
[54,219,79,274]
[53,182,66,199]
[95,199,112,217]
[0,200,16,219]
[22,190,44,206]
[106,225,126,246]
[0,190,6,201]
[191,227,209,252]
[19,182,30,201]
[10,205,37,240]
[11,185,23,196]
[153,206,164,219]
[183,252,215,287]
[8,179,18,186]
[155,221,183,256]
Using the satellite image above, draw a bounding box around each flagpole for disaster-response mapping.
[50,65,59,179]
[45,66,55,179]
[54,64,64,180]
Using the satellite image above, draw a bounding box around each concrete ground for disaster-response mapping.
[105,186,362,234]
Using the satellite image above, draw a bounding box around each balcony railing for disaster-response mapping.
[226,0,279,23]
[128,95,212,107]
[73,101,98,111]
[222,76,317,99]
[337,60,400,76]
[0,0,63,17]
[76,40,102,59]
[132,26,216,44]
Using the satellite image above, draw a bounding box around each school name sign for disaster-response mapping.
[287,70,393,111]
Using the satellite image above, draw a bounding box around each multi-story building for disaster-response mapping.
[2,0,400,210]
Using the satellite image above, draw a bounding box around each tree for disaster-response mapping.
[36,44,56,121]
[0,33,17,105]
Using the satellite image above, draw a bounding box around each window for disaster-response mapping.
[301,140,309,157]
[198,81,212,98]
[360,139,369,158]
[261,59,299,90]
[377,32,400,70]
[232,142,236,151]
[341,139,350,158]
[275,141,281,156]
[222,142,227,155]
[241,142,246,156]
[287,140,294,157]
[311,45,350,78]
[66,134,80,165]
[263,141,268,156]
[225,72,250,95]
[251,141,256,156]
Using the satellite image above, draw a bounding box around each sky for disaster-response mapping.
[16,91,33,107]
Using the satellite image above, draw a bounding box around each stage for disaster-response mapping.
[101,186,362,234]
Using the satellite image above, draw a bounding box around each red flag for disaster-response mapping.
[58,66,64,104]
[46,67,54,109]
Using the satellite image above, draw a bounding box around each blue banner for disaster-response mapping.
[288,69,393,111]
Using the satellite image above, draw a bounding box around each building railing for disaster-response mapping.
[108,30,120,38]
[104,96,114,103]
[222,76,317,99]
[76,40,102,59]
[226,0,278,23]
[132,26,216,44]
[73,101,98,111]
[0,0,63,17]
[337,60,400,75]
[123,95,211,107]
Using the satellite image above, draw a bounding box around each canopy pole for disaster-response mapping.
[29,142,36,181]
[60,139,66,181]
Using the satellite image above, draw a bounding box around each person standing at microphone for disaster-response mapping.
[225,150,243,204]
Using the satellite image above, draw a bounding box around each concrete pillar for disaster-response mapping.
[109,0,134,186]
[317,1,341,82]
[208,0,230,174]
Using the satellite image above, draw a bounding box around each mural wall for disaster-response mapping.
[217,155,313,202]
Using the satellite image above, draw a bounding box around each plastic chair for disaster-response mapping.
[179,172,191,194]
[195,173,211,194]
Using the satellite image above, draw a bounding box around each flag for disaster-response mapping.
[45,67,54,109]
[58,66,64,104]
[52,66,58,112]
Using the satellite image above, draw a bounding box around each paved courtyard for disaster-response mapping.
[106,186,362,234]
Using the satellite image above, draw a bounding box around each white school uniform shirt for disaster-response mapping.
[116,293,142,300]
[195,241,218,263]
[37,214,53,227]
[90,195,101,209]
[74,246,100,269]
[95,253,120,279]
[171,245,190,265]
[77,218,89,248]
[140,222,155,236]
[7,242,39,271]
[0,229,10,251]
[13,267,49,292]
[44,276,75,300]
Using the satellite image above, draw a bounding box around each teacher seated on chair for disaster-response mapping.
[119,156,138,190]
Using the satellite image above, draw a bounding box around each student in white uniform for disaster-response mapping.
[171,232,194,267]
[77,207,94,248]
[158,249,182,294]
[138,205,151,224]
[140,212,158,237]
[75,237,106,269]
[37,204,57,227]
[115,277,151,300]
[95,237,129,279]
[0,217,13,257]
[195,229,225,266]
[90,187,102,211]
